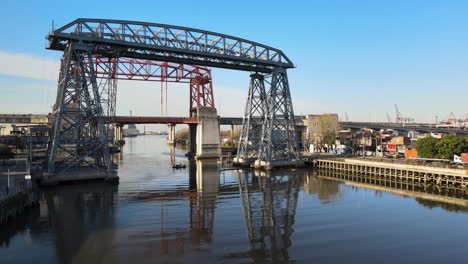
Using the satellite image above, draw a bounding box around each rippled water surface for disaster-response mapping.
[1,136,468,263]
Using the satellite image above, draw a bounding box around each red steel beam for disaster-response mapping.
[92,56,211,83]
[110,116,198,124]
[89,56,215,116]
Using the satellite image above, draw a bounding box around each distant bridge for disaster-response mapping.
[3,114,468,135]
[0,114,264,126]
[110,116,304,126]
[111,116,244,126]
[340,122,468,135]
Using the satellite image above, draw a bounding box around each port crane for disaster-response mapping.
[437,112,466,128]
[394,104,414,124]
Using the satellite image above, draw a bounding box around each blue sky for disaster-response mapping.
[1,0,467,123]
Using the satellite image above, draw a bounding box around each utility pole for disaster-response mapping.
[27,125,32,179]
[375,137,378,157]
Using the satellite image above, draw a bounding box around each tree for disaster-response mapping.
[436,135,463,159]
[175,128,189,141]
[318,115,337,148]
[415,135,468,159]
[322,129,337,148]
[415,136,438,158]
[461,136,468,153]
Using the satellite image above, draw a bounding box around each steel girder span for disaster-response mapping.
[47,18,293,73]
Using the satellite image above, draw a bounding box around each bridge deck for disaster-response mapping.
[340,122,468,135]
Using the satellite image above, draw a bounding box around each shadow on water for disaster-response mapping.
[0,182,118,263]
[41,183,118,264]
[0,205,41,248]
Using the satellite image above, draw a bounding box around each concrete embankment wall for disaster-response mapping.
[342,159,468,177]
[316,158,468,188]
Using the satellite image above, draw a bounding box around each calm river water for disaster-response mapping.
[1,135,468,263]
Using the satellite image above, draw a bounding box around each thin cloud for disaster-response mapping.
[0,51,59,81]
[0,51,334,118]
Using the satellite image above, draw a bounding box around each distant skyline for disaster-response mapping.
[1,0,467,124]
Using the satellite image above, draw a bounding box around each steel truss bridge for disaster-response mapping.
[46,18,299,177]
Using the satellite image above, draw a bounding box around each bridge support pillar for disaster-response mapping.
[167,124,176,146]
[234,73,267,166]
[254,68,303,169]
[188,124,197,157]
[196,107,221,159]
[45,43,116,182]
[114,124,124,144]
[230,124,235,140]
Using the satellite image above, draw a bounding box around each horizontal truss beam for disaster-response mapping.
[48,18,294,73]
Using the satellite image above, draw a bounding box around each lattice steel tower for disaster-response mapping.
[237,73,267,163]
[258,68,299,162]
[238,69,301,167]
[237,69,301,167]
[47,43,114,176]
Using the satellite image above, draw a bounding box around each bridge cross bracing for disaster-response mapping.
[46,18,300,177]
[48,18,293,73]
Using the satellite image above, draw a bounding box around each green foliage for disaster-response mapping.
[415,135,468,159]
[415,136,438,158]
[462,136,468,153]
[0,144,14,159]
[435,135,462,159]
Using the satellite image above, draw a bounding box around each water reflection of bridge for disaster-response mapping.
[5,165,468,262]
[234,170,301,263]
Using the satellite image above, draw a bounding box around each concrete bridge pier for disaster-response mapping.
[167,124,176,146]
[187,124,197,157]
[114,124,123,144]
[196,107,221,159]
[230,124,235,140]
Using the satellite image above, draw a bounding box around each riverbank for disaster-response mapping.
[316,158,468,188]
[0,159,40,225]
[0,181,38,225]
